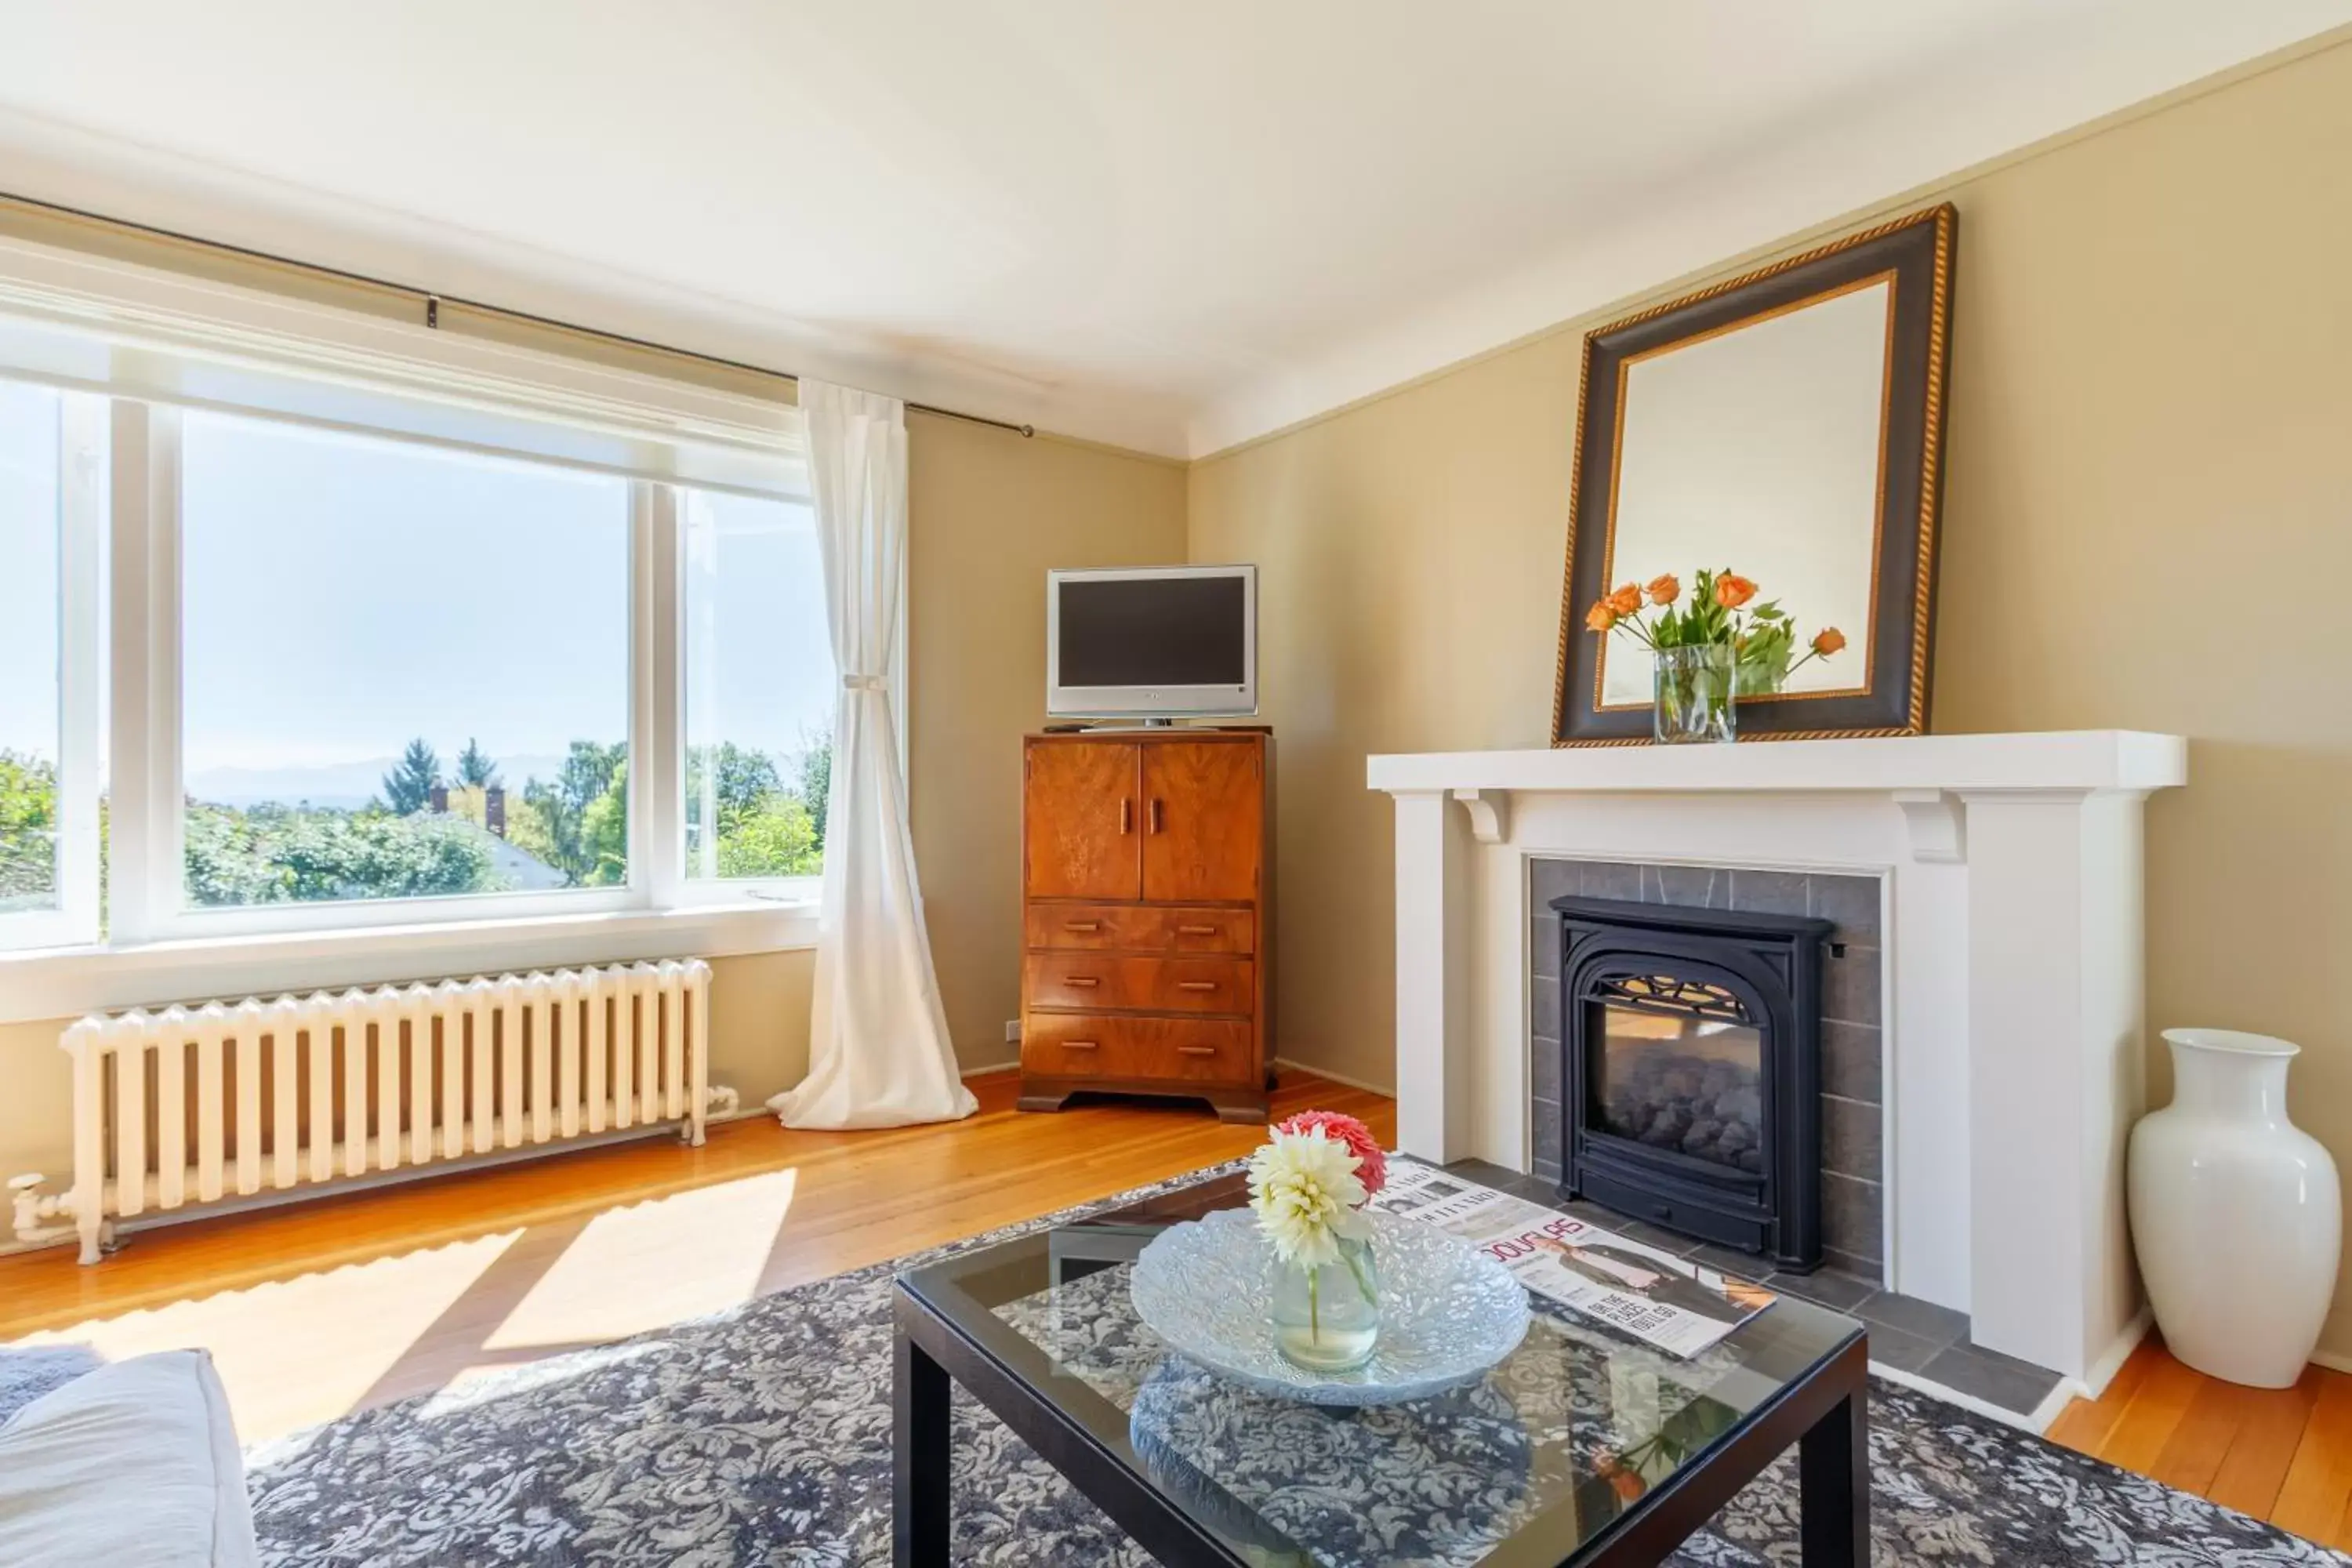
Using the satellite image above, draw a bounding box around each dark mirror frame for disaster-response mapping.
[1551,205,1957,746]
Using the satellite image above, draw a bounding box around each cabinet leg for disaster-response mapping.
[1208,1090,1271,1126]
[1017,1091,1073,1114]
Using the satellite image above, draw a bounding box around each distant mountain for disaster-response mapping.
[184,741,821,811]
[186,753,574,810]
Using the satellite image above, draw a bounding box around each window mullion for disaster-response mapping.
[52,394,107,944]
[633,481,682,909]
[106,401,183,944]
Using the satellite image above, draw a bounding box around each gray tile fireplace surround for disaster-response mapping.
[1528,858,1885,1278]
[1522,858,2064,1418]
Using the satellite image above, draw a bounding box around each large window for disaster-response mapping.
[0,313,838,971]
[682,489,835,887]
[180,414,632,909]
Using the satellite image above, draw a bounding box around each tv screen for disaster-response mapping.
[1047,566,1256,717]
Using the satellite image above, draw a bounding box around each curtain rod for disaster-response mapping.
[0,187,1038,439]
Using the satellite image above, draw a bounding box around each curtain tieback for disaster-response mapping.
[842,672,889,692]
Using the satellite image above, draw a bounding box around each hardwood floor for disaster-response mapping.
[12,1069,2350,1553]
[2048,1335,2352,1545]
[0,1068,1392,1446]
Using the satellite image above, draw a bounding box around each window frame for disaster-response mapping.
[136,409,652,942]
[0,384,107,952]
[670,483,848,911]
[0,237,867,1019]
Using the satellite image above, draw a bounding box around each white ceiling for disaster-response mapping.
[0,2,2345,459]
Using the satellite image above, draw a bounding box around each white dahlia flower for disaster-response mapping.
[1247,1126,1370,1269]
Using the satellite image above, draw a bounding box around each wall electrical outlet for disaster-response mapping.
[1004,1018,1022,1045]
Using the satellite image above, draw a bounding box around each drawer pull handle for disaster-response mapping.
[1174,980,1218,992]
[1063,1040,1099,1051]
[1064,976,1101,989]
[1177,1045,1218,1057]
[1063,920,1102,933]
[1149,798,1164,834]
[1174,924,1217,935]
[1120,798,1132,835]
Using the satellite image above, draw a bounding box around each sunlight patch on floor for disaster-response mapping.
[7,1230,521,1445]
[483,1168,798,1351]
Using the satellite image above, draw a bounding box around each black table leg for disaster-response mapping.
[1798,1377,1867,1567]
[895,1327,951,1566]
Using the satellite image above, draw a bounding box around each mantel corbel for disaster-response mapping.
[1893,788,1965,864]
[1452,788,1509,844]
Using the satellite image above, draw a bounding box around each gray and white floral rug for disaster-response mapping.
[11,1167,2343,1566]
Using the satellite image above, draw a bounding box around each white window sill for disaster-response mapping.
[0,900,819,1026]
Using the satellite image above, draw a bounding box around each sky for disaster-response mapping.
[2,387,837,802]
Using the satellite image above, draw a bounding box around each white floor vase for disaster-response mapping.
[2128,1028,2341,1388]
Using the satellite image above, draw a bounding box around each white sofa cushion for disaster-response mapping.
[0,1349,259,1568]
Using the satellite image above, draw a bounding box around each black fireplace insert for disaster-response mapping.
[1550,895,1834,1271]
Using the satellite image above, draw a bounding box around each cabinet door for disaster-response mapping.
[1142,741,1261,903]
[1024,742,1141,900]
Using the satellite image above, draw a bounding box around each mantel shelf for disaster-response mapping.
[1367,730,2185,798]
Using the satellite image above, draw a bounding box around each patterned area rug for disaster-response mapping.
[27,1167,2336,1566]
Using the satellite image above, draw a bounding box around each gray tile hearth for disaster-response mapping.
[1448,1157,2063,1418]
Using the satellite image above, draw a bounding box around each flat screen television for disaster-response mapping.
[1046,564,1257,720]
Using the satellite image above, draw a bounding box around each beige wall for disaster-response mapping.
[908,414,1191,1065]
[1192,39,2352,1348]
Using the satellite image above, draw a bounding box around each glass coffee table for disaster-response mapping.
[893,1171,1868,1567]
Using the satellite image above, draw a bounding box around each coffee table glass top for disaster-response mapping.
[898,1172,1864,1568]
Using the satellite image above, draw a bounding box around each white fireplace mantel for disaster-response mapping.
[1368,730,2187,1393]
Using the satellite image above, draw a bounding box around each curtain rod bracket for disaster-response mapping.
[424,295,440,329]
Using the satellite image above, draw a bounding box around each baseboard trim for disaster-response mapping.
[960,1058,1019,1079]
[4,1116,706,1259]
[1271,1057,1396,1097]
[2308,1349,2352,1376]
[2081,1305,2154,1399]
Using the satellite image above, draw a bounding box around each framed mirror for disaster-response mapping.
[1552,205,1955,744]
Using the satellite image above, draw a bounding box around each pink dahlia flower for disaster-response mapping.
[1275,1109,1388,1198]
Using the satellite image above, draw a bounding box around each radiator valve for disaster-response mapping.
[8,1174,77,1248]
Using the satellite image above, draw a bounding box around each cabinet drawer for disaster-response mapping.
[1025,954,1254,1015]
[1025,904,1255,955]
[1021,1013,1253,1083]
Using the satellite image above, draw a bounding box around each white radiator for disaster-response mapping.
[10,959,712,1263]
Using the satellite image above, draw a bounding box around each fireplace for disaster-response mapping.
[1552,894,1833,1271]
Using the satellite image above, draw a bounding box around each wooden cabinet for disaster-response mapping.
[1019,729,1272,1123]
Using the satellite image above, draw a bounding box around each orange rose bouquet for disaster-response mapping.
[1584,567,1843,697]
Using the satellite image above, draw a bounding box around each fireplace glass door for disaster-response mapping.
[1588,975,1766,1176]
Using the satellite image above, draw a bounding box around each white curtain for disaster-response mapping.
[767,381,978,1130]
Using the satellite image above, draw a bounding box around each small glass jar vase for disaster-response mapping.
[1270,1233,1381,1371]
[1653,643,1737,745]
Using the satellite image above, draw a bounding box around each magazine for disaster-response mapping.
[1368,1160,1775,1358]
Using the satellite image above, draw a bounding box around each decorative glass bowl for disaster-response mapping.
[1129,1208,1530,1406]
